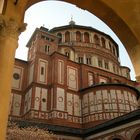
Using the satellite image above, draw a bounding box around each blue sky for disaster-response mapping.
[17,1,136,80]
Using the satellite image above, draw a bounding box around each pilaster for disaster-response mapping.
[0,14,26,140]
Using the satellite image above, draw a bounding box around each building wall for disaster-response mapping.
[10,26,140,139]
[81,86,138,128]
[52,27,123,77]
[10,93,22,116]
[10,53,138,126]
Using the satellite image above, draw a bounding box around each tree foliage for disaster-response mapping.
[7,121,55,140]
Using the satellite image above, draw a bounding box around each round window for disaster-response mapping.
[42,98,46,102]
[13,73,20,80]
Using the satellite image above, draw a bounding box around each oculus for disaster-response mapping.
[13,73,20,80]
[42,98,46,102]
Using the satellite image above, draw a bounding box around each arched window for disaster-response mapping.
[94,34,100,45]
[84,32,90,43]
[76,31,82,42]
[86,55,92,65]
[101,37,106,47]
[105,61,109,69]
[65,31,70,42]
[109,42,112,51]
[98,59,103,68]
[64,49,70,58]
[78,54,84,63]
[113,64,116,73]
[86,57,92,65]
[112,46,116,55]
[45,45,50,54]
[57,33,62,43]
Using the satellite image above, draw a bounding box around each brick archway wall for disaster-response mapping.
[108,135,126,140]
[131,128,140,140]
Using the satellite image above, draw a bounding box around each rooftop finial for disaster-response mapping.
[69,15,75,25]
[71,15,73,21]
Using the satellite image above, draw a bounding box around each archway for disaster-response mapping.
[1,1,140,140]
[1,0,140,80]
[108,135,125,140]
[22,0,140,81]
[131,129,140,140]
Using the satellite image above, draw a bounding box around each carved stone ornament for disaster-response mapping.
[0,15,27,39]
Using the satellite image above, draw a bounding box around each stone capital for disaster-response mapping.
[0,15,27,40]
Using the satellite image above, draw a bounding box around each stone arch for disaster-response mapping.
[108,135,126,140]
[1,1,140,139]
[131,128,140,140]
[21,0,140,80]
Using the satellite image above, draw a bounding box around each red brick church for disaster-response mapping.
[9,20,140,140]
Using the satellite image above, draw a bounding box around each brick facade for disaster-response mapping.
[9,22,140,140]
